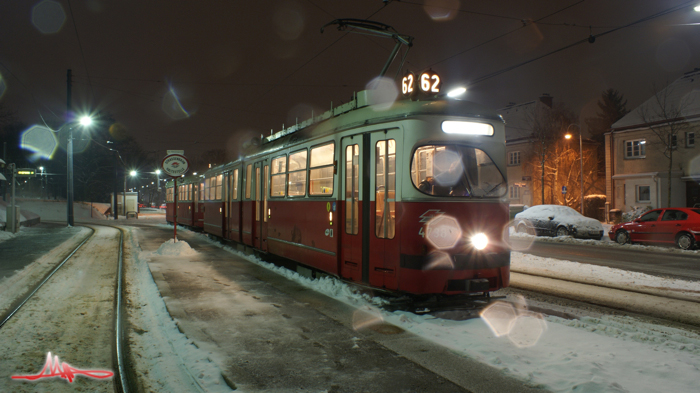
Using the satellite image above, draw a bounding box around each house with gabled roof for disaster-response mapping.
[605,68,700,216]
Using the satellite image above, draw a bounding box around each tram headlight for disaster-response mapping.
[471,233,489,250]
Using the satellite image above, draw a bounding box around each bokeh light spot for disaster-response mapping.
[423,0,460,22]
[481,300,547,347]
[425,214,462,249]
[352,307,384,331]
[32,0,66,34]
[273,2,306,41]
[480,301,517,337]
[109,122,129,141]
[424,251,454,270]
[21,125,59,158]
[433,149,464,187]
[504,220,536,251]
[507,311,547,348]
[366,77,399,111]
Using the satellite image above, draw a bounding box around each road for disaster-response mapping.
[511,237,700,281]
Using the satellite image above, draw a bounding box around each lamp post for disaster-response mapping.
[67,115,93,226]
[565,124,584,215]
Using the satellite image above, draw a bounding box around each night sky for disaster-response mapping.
[2,0,699,160]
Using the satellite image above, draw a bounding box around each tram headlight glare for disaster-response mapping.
[471,233,489,250]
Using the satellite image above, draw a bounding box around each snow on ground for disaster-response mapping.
[126,231,232,393]
[160,225,700,393]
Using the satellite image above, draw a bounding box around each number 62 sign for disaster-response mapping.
[401,70,441,98]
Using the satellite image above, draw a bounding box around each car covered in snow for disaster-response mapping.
[514,204,604,240]
[608,207,700,250]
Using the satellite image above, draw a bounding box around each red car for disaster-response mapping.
[608,208,700,249]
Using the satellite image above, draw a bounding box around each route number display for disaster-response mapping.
[402,70,442,98]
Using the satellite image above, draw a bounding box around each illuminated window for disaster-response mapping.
[245,164,252,199]
[271,155,287,197]
[376,140,396,239]
[288,150,307,196]
[215,174,223,200]
[255,166,261,221]
[625,139,646,158]
[309,143,334,195]
[345,144,359,235]
[231,169,239,200]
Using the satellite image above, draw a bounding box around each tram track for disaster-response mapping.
[509,269,700,327]
[0,224,134,392]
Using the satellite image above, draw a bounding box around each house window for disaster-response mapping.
[669,134,677,150]
[686,132,695,148]
[636,185,651,203]
[509,185,520,199]
[625,139,646,158]
[508,151,521,166]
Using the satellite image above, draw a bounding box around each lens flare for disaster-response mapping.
[423,251,454,270]
[162,85,191,120]
[425,214,462,249]
[366,77,399,112]
[507,219,537,251]
[20,125,59,159]
[352,307,384,331]
[31,0,66,34]
[480,299,547,347]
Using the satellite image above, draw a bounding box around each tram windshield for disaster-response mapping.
[411,145,506,197]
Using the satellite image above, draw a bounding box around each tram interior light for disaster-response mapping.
[441,121,494,136]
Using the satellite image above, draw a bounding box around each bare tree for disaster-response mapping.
[638,83,693,207]
[524,103,578,205]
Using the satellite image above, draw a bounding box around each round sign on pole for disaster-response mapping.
[161,154,190,178]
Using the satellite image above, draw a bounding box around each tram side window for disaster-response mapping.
[231,169,239,200]
[204,178,211,201]
[375,140,396,239]
[271,155,287,197]
[216,174,223,200]
[309,143,334,196]
[245,164,253,199]
[288,150,307,196]
[200,182,204,201]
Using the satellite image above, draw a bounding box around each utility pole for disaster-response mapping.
[66,69,74,226]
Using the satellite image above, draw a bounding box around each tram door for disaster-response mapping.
[260,163,269,252]
[340,130,401,289]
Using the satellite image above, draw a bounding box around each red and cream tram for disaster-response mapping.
[167,88,510,296]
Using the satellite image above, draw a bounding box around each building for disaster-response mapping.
[605,68,700,213]
[500,94,554,207]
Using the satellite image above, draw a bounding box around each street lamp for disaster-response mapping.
[564,124,584,215]
[67,115,93,226]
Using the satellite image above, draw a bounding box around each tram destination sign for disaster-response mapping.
[161,153,190,178]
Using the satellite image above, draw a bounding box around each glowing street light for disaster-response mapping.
[564,124,584,215]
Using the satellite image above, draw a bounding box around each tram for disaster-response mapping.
[166,83,510,297]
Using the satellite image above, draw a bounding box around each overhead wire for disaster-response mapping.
[467,0,697,87]
[66,0,94,103]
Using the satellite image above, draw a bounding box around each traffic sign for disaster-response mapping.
[161,154,189,178]
[562,186,567,194]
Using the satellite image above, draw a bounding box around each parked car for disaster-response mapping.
[159,204,167,209]
[138,203,146,208]
[514,204,604,240]
[608,207,700,250]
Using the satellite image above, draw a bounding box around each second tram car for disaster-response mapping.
[166,89,510,296]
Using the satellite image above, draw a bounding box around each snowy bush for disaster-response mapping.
[621,206,652,223]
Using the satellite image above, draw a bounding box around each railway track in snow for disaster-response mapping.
[0,224,134,392]
[509,269,700,328]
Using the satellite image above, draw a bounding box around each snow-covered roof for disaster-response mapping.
[612,68,700,131]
